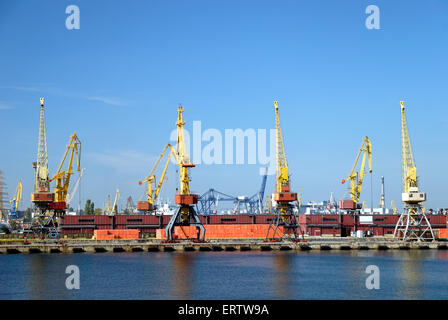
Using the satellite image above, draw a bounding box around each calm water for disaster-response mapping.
[0,250,448,300]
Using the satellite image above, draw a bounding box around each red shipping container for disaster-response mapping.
[340,200,355,210]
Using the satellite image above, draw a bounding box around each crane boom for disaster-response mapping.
[175,106,194,197]
[49,133,81,210]
[341,136,372,206]
[401,101,418,194]
[274,101,290,193]
[138,144,173,211]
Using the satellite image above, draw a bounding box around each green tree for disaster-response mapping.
[94,208,102,216]
[84,199,95,215]
[23,207,32,222]
[9,220,17,230]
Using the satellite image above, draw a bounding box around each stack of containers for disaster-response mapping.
[155,224,284,239]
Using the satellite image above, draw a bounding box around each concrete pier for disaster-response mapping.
[0,238,447,254]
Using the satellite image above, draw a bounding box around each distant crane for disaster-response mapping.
[104,194,112,215]
[112,189,120,214]
[263,195,272,214]
[233,168,269,214]
[126,196,136,214]
[393,101,434,241]
[297,187,303,211]
[196,168,268,215]
[391,200,397,215]
[104,189,120,215]
[137,143,172,212]
[196,189,236,215]
[379,176,386,213]
[9,181,22,219]
[266,101,303,241]
[341,136,372,210]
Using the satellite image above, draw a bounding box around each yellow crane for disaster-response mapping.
[165,106,204,240]
[394,101,433,241]
[267,101,303,241]
[263,195,272,214]
[9,181,22,219]
[341,136,372,210]
[49,133,81,211]
[391,200,397,214]
[138,144,173,212]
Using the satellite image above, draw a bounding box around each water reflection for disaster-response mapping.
[1,250,446,300]
[26,255,74,300]
[272,253,293,299]
[398,251,423,300]
[170,253,195,299]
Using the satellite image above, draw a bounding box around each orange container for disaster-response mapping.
[156,229,166,239]
[94,229,140,240]
[438,229,448,238]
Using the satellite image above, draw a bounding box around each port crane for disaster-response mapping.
[9,181,22,219]
[49,133,81,211]
[125,196,136,214]
[29,98,60,238]
[341,136,372,210]
[105,189,120,215]
[196,188,236,215]
[137,143,173,212]
[31,98,55,212]
[165,106,205,240]
[393,101,434,241]
[263,195,272,214]
[28,99,82,238]
[391,200,397,214]
[266,101,303,241]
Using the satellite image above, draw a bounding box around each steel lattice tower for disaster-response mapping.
[34,98,50,193]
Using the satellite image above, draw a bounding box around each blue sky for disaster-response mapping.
[0,0,447,211]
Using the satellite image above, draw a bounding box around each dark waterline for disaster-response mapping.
[1,250,448,300]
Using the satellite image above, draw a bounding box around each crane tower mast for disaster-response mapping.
[31,98,55,211]
[266,101,303,241]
